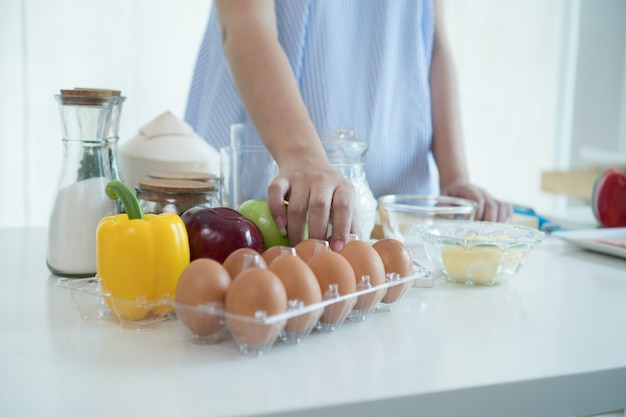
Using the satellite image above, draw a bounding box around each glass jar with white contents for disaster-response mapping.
[47,89,120,277]
[319,128,377,240]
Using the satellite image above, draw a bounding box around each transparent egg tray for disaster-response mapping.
[56,264,431,357]
[56,277,177,329]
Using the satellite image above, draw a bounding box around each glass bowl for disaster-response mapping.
[378,195,478,247]
[413,221,545,286]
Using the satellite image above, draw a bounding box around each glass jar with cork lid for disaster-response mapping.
[136,177,220,215]
[47,88,121,277]
[148,171,221,192]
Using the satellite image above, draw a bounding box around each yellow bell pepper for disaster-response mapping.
[96,180,190,321]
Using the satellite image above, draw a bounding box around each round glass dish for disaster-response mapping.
[377,195,477,247]
[413,221,545,286]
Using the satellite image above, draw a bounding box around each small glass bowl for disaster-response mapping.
[378,195,477,247]
[413,221,545,286]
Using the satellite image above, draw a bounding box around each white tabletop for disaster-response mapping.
[1,227,625,417]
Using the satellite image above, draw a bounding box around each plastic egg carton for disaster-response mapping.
[56,276,177,330]
[57,264,431,355]
[175,264,431,357]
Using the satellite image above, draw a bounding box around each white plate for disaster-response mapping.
[552,228,626,259]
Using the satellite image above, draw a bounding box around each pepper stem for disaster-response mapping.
[105,180,144,220]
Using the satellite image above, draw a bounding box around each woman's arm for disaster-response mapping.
[216,0,359,249]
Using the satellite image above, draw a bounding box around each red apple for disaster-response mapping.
[181,206,265,263]
[591,168,626,228]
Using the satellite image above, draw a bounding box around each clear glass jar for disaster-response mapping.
[71,88,125,181]
[319,128,377,240]
[136,178,220,215]
[221,124,278,209]
[222,124,377,238]
[47,91,120,277]
[105,92,125,182]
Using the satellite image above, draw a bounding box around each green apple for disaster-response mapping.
[238,199,291,249]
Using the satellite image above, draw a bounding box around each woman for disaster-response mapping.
[185,0,512,251]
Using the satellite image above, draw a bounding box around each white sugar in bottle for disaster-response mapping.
[46,89,121,277]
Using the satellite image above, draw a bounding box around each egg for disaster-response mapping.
[372,238,414,277]
[307,251,356,295]
[269,253,323,333]
[225,267,288,349]
[340,240,387,311]
[442,245,502,285]
[262,245,295,266]
[175,258,231,338]
[295,238,330,262]
[340,240,387,286]
[222,247,267,280]
[307,251,356,326]
[372,238,414,304]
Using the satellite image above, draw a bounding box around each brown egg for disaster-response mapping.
[373,238,414,304]
[372,238,414,277]
[175,258,231,337]
[340,240,387,286]
[224,268,288,348]
[269,253,323,333]
[307,251,356,295]
[307,251,356,326]
[223,248,267,280]
[340,240,387,311]
[295,238,330,263]
[262,245,295,266]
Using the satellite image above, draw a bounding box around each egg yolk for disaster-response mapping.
[440,236,511,284]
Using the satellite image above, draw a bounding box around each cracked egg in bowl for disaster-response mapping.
[413,221,545,286]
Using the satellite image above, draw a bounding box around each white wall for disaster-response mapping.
[0,0,603,228]
[442,0,565,212]
[0,0,212,228]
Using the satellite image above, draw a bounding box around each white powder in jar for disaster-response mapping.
[46,177,118,276]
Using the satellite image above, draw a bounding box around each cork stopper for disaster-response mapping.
[58,87,122,105]
[148,171,217,182]
[138,179,215,192]
[72,88,122,97]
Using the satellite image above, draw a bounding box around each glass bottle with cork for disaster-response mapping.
[46,88,121,277]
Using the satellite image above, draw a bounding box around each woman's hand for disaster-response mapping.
[267,157,360,252]
[441,182,512,222]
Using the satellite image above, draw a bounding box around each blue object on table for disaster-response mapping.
[513,206,563,233]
